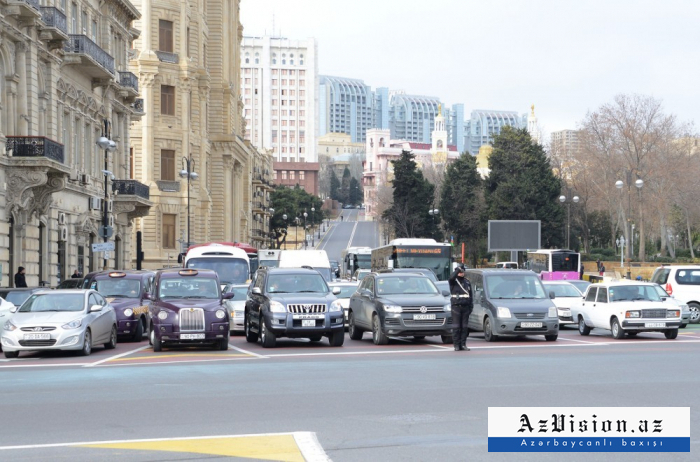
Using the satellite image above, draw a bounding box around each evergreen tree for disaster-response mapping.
[329,170,341,201]
[485,127,564,248]
[270,186,323,248]
[340,167,351,204]
[349,177,362,205]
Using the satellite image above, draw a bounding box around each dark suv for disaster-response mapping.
[348,272,453,345]
[245,267,344,348]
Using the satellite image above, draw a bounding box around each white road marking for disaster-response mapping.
[428,344,453,350]
[294,432,332,462]
[347,220,359,249]
[557,337,597,344]
[96,356,259,367]
[318,223,338,251]
[84,345,149,367]
[229,344,269,358]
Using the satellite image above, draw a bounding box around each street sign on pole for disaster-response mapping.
[92,242,115,252]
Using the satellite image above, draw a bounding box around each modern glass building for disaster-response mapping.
[463,110,525,155]
[319,76,374,143]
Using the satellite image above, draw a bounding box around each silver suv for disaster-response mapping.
[651,265,700,324]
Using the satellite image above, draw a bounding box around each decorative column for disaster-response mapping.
[16,42,29,134]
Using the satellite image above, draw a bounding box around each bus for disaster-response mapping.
[340,246,372,278]
[526,249,580,281]
[184,243,250,285]
[371,238,452,281]
[259,249,282,268]
[184,242,258,277]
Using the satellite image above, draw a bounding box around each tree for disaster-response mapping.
[349,177,362,205]
[383,150,437,238]
[329,169,341,201]
[440,153,487,266]
[340,167,351,204]
[269,186,323,248]
[485,127,564,248]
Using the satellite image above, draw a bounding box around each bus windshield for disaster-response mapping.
[186,257,249,284]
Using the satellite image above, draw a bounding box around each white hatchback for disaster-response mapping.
[650,265,700,324]
[542,281,583,326]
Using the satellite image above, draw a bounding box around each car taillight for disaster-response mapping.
[665,283,673,295]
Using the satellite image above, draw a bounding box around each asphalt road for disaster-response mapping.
[317,209,379,265]
[1,325,698,461]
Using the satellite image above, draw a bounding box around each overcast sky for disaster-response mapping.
[240,0,700,137]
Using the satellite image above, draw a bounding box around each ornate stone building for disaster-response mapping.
[130,0,258,267]
[0,0,150,287]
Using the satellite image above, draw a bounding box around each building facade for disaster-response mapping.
[249,148,275,249]
[463,109,525,155]
[130,0,255,268]
[318,75,373,143]
[0,0,149,287]
[388,91,442,144]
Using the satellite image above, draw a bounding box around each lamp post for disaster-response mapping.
[558,194,580,249]
[179,156,199,250]
[294,217,300,249]
[303,211,308,249]
[428,208,439,239]
[282,214,288,249]
[95,120,117,270]
[268,208,275,249]
[616,175,643,272]
[616,235,626,271]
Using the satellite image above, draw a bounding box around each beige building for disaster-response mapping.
[0,0,150,287]
[130,0,260,266]
[248,148,275,249]
[317,133,363,159]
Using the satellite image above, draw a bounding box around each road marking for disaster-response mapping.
[107,353,249,362]
[318,223,338,251]
[557,337,597,344]
[347,220,359,249]
[428,344,453,350]
[84,345,149,367]
[229,344,269,358]
[95,356,259,367]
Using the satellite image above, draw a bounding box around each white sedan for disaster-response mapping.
[328,282,359,327]
[542,281,583,326]
[223,283,249,333]
[571,281,682,339]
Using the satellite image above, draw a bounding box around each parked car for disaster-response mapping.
[245,267,344,348]
[568,279,591,294]
[495,262,518,269]
[222,283,249,334]
[377,268,438,283]
[148,269,233,352]
[1,290,117,358]
[650,265,700,324]
[348,272,453,345]
[0,288,46,309]
[57,278,84,289]
[542,281,583,326]
[0,296,15,342]
[571,281,682,339]
[464,269,559,342]
[650,284,690,328]
[352,268,371,281]
[82,270,155,341]
[328,281,359,327]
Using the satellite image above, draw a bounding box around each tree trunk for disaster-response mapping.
[687,213,695,259]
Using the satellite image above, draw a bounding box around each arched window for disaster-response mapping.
[290,60,294,65]
[437,140,443,148]
[282,60,286,65]
[379,138,385,147]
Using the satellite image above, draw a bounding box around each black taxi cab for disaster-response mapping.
[82,270,155,341]
[148,268,234,352]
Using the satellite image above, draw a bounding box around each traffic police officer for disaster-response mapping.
[448,265,473,351]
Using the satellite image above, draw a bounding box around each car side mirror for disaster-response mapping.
[223,292,234,300]
[252,287,262,295]
[441,290,450,297]
[10,306,18,313]
[549,291,556,299]
[332,287,341,295]
[90,304,103,312]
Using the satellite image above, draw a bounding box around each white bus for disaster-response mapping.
[259,249,282,268]
[371,238,452,281]
[340,246,372,278]
[184,243,250,285]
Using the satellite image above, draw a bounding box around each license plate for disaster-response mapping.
[181,333,206,340]
[413,314,436,320]
[292,314,325,320]
[23,333,50,340]
[645,322,666,328]
[302,320,316,327]
[520,322,543,328]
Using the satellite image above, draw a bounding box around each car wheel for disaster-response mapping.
[4,351,19,359]
[348,312,363,340]
[440,335,453,344]
[132,317,144,342]
[79,329,92,356]
[688,303,700,324]
[664,329,679,340]
[611,318,625,339]
[104,326,117,349]
[219,332,230,350]
[544,334,558,341]
[245,313,258,343]
[329,331,344,347]
[372,314,388,345]
[151,327,162,352]
[578,317,591,336]
[260,318,276,348]
[483,317,498,342]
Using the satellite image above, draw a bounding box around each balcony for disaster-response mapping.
[112,180,153,220]
[6,136,65,163]
[63,35,115,79]
[252,201,265,213]
[113,179,149,200]
[7,0,41,19]
[39,7,68,44]
[252,173,263,184]
[118,71,139,92]
[155,51,179,64]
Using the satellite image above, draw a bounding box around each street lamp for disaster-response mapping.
[282,214,288,249]
[95,120,117,270]
[616,235,626,270]
[303,211,308,249]
[294,217,300,249]
[616,174,644,273]
[312,206,320,239]
[559,194,579,249]
[179,156,199,250]
[428,208,439,239]
[268,208,275,248]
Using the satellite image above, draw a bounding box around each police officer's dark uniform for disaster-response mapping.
[448,265,473,351]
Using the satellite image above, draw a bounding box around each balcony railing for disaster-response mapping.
[64,35,114,74]
[133,98,144,113]
[155,51,179,64]
[113,180,150,200]
[5,136,65,163]
[118,71,138,92]
[40,7,67,33]
[252,201,265,210]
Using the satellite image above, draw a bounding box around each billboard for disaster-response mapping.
[488,220,541,251]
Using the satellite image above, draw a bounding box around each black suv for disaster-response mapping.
[245,267,344,348]
[348,272,453,345]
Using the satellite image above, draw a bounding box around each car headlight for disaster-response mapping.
[384,304,402,313]
[666,310,680,318]
[443,304,452,312]
[680,304,689,313]
[548,307,558,318]
[3,320,17,332]
[123,308,134,317]
[497,307,511,319]
[625,311,641,318]
[215,309,226,319]
[269,301,287,313]
[62,318,82,329]
[157,310,169,320]
[330,300,343,312]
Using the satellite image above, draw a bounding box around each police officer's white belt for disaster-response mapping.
[451,294,470,298]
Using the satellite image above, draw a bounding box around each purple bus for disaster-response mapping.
[527,249,580,281]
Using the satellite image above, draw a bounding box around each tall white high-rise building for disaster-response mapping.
[240,36,318,163]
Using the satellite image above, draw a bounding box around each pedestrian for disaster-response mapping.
[579,264,584,280]
[71,269,82,278]
[599,263,605,277]
[596,259,601,272]
[14,266,28,288]
[448,265,473,351]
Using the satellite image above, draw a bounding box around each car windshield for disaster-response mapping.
[330,285,357,298]
[376,276,438,295]
[0,291,33,306]
[159,278,220,299]
[267,274,329,294]
[543,283,581,297]
[186,257,249,284]
[485,275,547,299]
[225,286,249,299]
[356,270,370,280]
[609,285,663,302]
[653,285,671,298]
[92,278,141,298]
[259,259,280,268]
[19,294,84,312]
[568,280,591,291]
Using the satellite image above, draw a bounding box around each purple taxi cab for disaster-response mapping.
[82,270,155,342]
[148,269,233,351]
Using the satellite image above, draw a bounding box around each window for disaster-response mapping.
[272,69,278,75]
[161,85,175,115]
[289,171,295,180]
[159,20,174,53]
[272,130,277,142]
[272,79,277,86]
[584,287,597,302]
[273,171,277,180]
[596,288,608,303]
[71,3,77,34]
[299,171,305,180]
[161,149,175,181]
[281,79,287,86]
[81,11,87,34]
[281,171,287,180]
[92,20,97,41]
[162,214,176,249]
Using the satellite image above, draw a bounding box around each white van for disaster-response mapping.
[278,250,333,282]
[495,262,519,269]
[651,265,700,324]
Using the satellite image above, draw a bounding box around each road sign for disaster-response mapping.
[98,225,113,239]
[92,242,115,252]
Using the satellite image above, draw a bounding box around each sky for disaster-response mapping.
[240,0,700,137]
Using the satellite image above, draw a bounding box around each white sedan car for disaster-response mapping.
[223,283,249,333]
[1,290,117,358]
[328,282,359,327]
[571,281,682,339]
[542,281,583,326]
